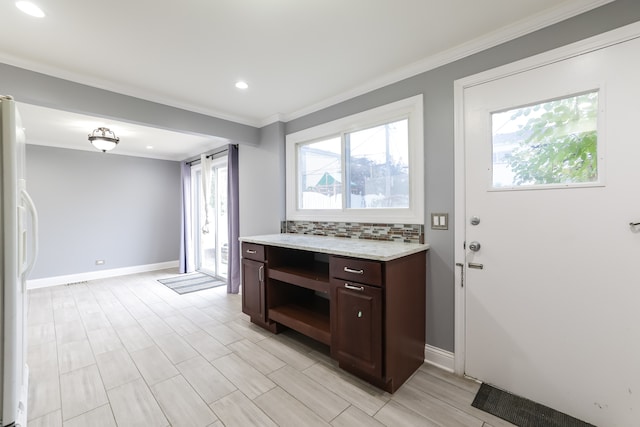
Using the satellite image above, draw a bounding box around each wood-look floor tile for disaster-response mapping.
[95,348,141,389]
[55,321,87,345]
[28,340,58,372]
[302,363,389,416]
[183,331,231,361]
[86,327,123,355]
[105,309,138,329]
[330,405,386,427]
[147,301,178,317]
[115,325,154,353]
[180,306,215,325]
[209,390,277,427]
[107,378,169,427]
[374,399,440,427]
[176,356,236,404]
[257,337,316,371]
[28,365,61,420]
[227,319,271,342]
[64,404,117,427]
[164,313,201,335]
[269,366,349,422]
[59,364,109,420]
[152,375,218,427]
[130,345,179,385]
[28,409,62,427]
[28,322,56,346]
[200,322,243,345]
[58,339,95,374]
[406,369,516,427]
[254,387,330,427]
[210,354,276,400]
[391,382,484,427]
[80,311,111,332]
[53,306,82,324]
[153,332,199,364]
[229,339,286,374]
[137,314,174,337]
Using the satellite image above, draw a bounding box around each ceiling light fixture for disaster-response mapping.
[88,127,120,152]
[235,81,249,90]
[15,1,45,18]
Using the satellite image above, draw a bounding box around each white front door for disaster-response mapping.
[460,29,640,425]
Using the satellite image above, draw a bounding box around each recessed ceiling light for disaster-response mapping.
[16,1,45,18]
[235,81,249,90]
[146,145,154,149]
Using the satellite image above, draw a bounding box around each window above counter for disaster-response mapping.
[285,95,424,224]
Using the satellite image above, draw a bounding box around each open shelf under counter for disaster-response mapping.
[267,261,329,294]
[268,299,330,345]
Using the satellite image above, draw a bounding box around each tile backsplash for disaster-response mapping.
[282,221,424,244]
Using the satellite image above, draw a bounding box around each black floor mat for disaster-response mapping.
[471,383,596,427]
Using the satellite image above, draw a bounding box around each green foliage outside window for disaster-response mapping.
[503,91,598,186]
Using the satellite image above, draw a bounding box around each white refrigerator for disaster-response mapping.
[1,95,38,427]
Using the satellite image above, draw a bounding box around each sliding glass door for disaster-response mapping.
[191,156,228,279]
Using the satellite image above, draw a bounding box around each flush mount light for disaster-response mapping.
[235,81,249,90]
[15,1,45,18]
[88,127,120,152]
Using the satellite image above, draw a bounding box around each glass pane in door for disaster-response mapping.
[191,156,228,280]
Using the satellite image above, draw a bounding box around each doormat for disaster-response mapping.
[471,383,595,427]
[158,272,225,295]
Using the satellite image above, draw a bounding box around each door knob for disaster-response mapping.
[469,241,481,252]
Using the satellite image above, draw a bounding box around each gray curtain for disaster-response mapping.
[179,162,195,273]
[227,144,240,293]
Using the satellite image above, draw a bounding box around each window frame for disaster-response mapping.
[286,95,424,224]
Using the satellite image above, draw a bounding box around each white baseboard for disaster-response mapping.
[424,344,455,373]
[26,260,179,290]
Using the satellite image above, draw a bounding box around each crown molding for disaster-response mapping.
[280,0,616,124]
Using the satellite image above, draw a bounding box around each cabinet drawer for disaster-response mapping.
[330,256,382,287]
[242,243,265,261]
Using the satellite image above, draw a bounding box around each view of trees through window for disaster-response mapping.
[298,119,409,209]
[492,91,599,187]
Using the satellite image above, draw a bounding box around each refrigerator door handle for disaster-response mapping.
[20,188,39,282]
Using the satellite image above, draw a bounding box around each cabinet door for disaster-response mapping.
[330,279,382,379]
[242,258,265,321]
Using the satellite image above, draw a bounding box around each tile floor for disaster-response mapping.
[26,269,514,427]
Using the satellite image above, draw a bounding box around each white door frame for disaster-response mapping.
[453,20,640,376]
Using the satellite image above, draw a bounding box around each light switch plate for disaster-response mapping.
[431,213,448,230]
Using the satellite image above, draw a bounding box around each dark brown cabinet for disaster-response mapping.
[330,278,382,379]
[241,258,265,320]
[240,237,427,393]
[241,243,268,326]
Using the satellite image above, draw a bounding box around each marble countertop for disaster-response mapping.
[239,233,429,261]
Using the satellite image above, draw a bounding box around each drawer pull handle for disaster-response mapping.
[343,267,364,275]
[246,249,257,254]
[344,283,364,292]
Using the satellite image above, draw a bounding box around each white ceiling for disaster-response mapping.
[0,0,613,160]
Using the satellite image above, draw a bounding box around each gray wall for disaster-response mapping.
[285,0,640,352]
[239,122,286,238]
[26,145,181,279]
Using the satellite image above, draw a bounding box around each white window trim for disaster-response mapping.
[286,94,424,224]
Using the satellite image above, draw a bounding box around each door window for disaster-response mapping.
[491,90,600,189]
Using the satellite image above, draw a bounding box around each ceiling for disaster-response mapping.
[0,0,613,160]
